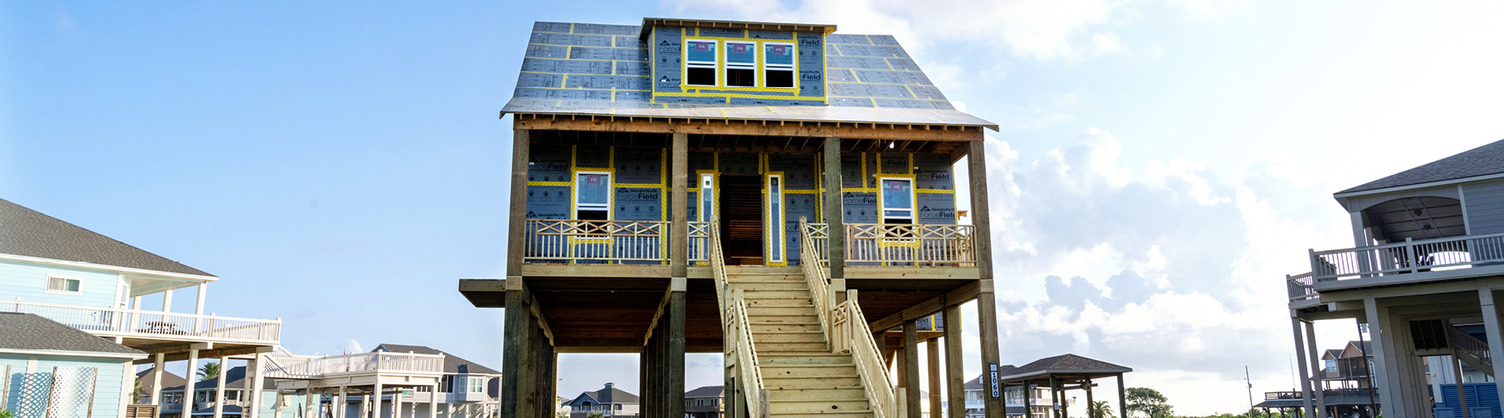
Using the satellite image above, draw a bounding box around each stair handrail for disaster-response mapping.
[1449,325,1493,371]
[799,218,836,350]
[711,220,767,418]
[840,299,897,418]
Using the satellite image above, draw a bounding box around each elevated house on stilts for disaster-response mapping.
[460,17,1005,418]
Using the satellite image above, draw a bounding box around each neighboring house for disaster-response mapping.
[1286,138,1504,418]
[461,16,1008,418]
[1320,341,1375,390]
[563,383,638,418]
[377,344,501,418]
[0,197,282,418]
[157,366,297,418]
[137,367,189,404]
[682,385,721,418]
[259,344,496,418]
[0,312,148,418]
[1255,341,1379,418]
[965,374,1050,418]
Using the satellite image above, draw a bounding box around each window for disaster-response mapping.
[699,174,715,223]
[576,172,611,220]
[469,377,485,393]
[880,178,915,223]
[46,276,80,294]
[685,40,717,87]
[725,41,757,87]
[615,405,622,411]
[763,43,795,88]
[766,175,784,263]
[1325,359,1337,371]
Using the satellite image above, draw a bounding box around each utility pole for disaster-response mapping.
[1246,365,1255,415]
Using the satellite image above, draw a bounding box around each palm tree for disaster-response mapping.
[1089,400,1115,418]
[197,362,220,382]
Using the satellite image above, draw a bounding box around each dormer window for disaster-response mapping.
[682,38,798,90]
[685,40,717,87]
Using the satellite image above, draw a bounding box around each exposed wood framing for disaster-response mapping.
[868,281,980,332]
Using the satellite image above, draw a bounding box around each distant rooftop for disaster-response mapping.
[0,197,212,277]
[1339,138,1504,195]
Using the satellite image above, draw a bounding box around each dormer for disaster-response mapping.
[638,18,833,106]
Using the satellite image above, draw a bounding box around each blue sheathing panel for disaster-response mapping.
[843,192,879,223]
[917,193,957,225]
[689,152,715,172]
[719,153,760,176]
[528,146,571,183]
[879,152,909,174]
[569,47,648,62]
[748,31,794,40]
[698,28,743,37]
[575,145,611,169]
[522,58,614,75]
[865,153,880,187]
[533,22,572,33]
[784,193,818,266]
[769,155,817,190]
[525,186,571,220]
[614,146,662,184]
[840,153,864,188]
[614,188,662,221]
[652,28,683,93]
[914,154,955,190]
[796,32,825,97]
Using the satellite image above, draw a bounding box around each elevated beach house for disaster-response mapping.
[460,17,1007,418]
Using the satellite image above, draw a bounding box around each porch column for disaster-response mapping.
[373,384,384,418]
[214,355,229,418]
[305,389,316,418]
[967,138,1004,418]
[669,278,687,418]
[337,386,347,418]
[1302,320,1325,417]
[927,338,942,418]
[1084,378,1094,418]
[1362,298,1397,418]
[506,129,530,277]
[502,278,538,418]
[902,321,921,418]
[195,284,208,332]
[1453,356,1470,418]
[1116,375,1127,418]
[943,303,965,418]
[152,353,166,418]
[822,137,845,303]
[1480,289,1504,414]
[671,133,688,276]
[1290,317,1315,418]
[1021,383,1031,418]
[1049,376,1059,418]
[250,353,265,418]
[187,348,201,415]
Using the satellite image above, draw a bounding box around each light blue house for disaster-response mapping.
[0,312,148,418]
[0,198,282,418]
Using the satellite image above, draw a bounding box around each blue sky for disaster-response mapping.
[7,1,1504,415]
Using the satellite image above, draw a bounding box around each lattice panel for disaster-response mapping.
[47,366,98,418]
[14,372,52,418]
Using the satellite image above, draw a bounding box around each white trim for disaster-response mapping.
[1334,172,1504,199]
[766,174,784,264]
[0,252,218,282]
[762,41,798,89]
[575,171,613,220]
[723,40,757,88]
[0,347,147,360]
[683,38,718,87]
[44,274,83,295]
[1459,184,1473,235]
[699,174,715,223]
[879,177,916,221]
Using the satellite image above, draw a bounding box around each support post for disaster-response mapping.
[428,385,438,418]
[1479,289,1504,415]
[1454,356,1469,418]
[668,278,687,418]
[373,384,383,418]
[1050,376,1060,418]
[1302,320,1325,418]
[943,303,965,418]
[250,353,265,418]
[1116,375,1127,418]
[506,129,530,277]
[1084,378,1094,418]
[152,353,166,418]
[966,139,1003,418]
[672,133,689,278]
[338,386,348,418]
[194,284,207,332]
[927,338,942,418]
[822,137,845,302]
[214,356,229,418]
[501,282,531,418]
[1290,318,1315,418]
[903,321,921,418]
[1363,298,1397,418]
[186,348,200,414]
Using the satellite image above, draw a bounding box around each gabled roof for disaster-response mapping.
[374,343,502,375]
[568,384,638,405]
[999,354,1131,381]
[501,21,996,129]
[0,312,145,357]
[1322,349,1343,361]
[138,367,188,394]
[685,385,723,398]
[1339,138,1504,195]
[0,198,212,277]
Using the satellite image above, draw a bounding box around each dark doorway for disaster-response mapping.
[720,175,764,265]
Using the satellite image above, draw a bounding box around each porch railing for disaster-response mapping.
[803,223,976,267]
[1287,272,1316,303]
[689,221,710,265]
[1309,233,1504,282]
[524,219,668,263]
[710,219,767,418]
[799,219,896,418]
[261,351,444,379]
[2,299,280,344]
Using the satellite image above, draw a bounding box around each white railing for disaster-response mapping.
[1,299,280,343]
[261,351,445,379]
[1309,233,1504,281]
[689,221,710,265]
[1287,272,1316,303]
[800,218,896,418]
[803,223,976,267]
[1449,325,1492,372]
[524,219,668,263]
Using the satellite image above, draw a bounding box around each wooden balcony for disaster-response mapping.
[1,299,280,347]
[261,352,445,379]
[802,222,977,267]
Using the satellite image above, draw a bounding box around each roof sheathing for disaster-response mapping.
[503,20,997,130]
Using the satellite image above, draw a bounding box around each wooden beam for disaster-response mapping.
[927,338,942,418]
[903,321,921,418]
[869,281,980,332]
[507,129,530,277]
[667,284,687,418]
[671,133,689,278]
[823,137,845,303]
[944,303,965,418]
[514,115,984,142]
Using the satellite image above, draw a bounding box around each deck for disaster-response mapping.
[1,299,280,357]
[1288,233,1504,309]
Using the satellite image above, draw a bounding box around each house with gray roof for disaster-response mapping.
[1285,137,1504,418]
[563,383,638,418]
[0,198,282,418]
[373,344,501,418]
[682,385,722,418]
[0,312,147,418]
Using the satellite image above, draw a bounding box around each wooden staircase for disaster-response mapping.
[725,266,877,418]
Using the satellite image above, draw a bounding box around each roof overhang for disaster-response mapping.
[639,17,837,39]
[0,347,148,360]
[508,112,992,142]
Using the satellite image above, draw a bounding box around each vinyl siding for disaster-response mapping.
[1463,181,1504,235]
[0,259,121,309]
